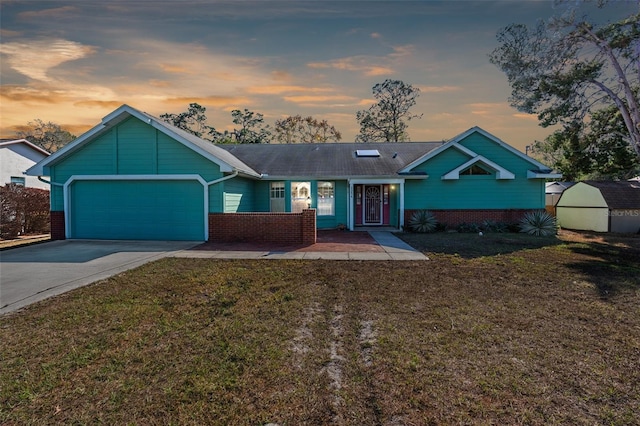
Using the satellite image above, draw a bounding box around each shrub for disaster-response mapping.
[408,210,438,233]
[481,220,508,233]
[519,210,557,237]
[457,222,481,233]
[0,184,50,239]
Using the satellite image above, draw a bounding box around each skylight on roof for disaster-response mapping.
[356,149,380,157]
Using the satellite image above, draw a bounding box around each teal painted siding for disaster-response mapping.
[69,179,204,240]
[116,119,157,174]
[156,132,221,180]
[458,133,537,178]
[47,116,225,213]
[50,129,117,211]
[253,181,271,211]
[223,177,256,212]
[405,134,545,210]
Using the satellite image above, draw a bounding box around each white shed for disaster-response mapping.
[556,181,640,233]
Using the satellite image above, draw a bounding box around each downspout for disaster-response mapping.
[38,176,64,187]
[207,170,239,210]
[205,171,239,238]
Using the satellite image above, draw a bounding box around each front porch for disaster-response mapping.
[349,180,405,231]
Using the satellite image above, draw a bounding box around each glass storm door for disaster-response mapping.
[363,185,382,225]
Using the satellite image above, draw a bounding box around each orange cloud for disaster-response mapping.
[74,100,123,109]
[246,85,333,95]
[162,96,251,108]
[158,63,194,74]
[283,95,355,103]
[148,79,171,88]
[418,85,461,93]
[0,85,69,104]
[271,70,293,81]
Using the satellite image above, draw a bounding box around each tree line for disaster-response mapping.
[159,79,420,144]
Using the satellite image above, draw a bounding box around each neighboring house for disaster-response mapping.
[556,181,640,233]
[26,104,560,242]
[545,181,576,215]
[0,139,50,189]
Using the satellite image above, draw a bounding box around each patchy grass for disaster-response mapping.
[398,230,563,258]
[2,232,639,425]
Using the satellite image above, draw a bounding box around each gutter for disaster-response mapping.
[37,176,64,187]
[206,171,238,186]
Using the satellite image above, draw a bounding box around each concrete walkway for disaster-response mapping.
[174,231,428,261]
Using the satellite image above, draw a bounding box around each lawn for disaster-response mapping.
[1,231,639,425]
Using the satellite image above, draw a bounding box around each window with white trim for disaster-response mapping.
[270,181,285,212]
[317,181,334,216]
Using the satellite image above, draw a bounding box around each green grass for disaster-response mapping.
[1,232,639,425]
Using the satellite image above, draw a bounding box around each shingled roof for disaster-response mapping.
[585,180,640,209]
[218,142,444,178]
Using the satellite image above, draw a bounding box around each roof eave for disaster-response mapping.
[528,170,563,179]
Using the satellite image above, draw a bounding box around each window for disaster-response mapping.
[317,181,334,216]
[460,164,491,175]
[270,182,285,212]
[291,182,310,213]
[10,176,25,186]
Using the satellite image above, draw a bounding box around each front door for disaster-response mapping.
[363,185,383,225]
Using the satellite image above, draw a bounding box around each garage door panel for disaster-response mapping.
[70,180,204,240]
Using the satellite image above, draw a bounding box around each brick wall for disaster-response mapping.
[209,209,316,246]
[50,211,65,240]
[405,209,533,229]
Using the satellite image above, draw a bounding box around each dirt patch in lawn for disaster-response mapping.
[1,232,639,425]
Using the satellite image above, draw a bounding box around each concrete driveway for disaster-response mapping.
[0,240,200,315]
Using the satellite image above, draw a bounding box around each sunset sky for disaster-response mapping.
[0,0,635,152]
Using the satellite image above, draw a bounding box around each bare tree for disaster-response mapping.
[15,119,75,152]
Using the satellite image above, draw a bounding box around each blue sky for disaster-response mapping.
[0,0,635,151]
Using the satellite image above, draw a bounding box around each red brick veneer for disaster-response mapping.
[50,211,65,240]
[404,209,533,229]
[209,209,316,246]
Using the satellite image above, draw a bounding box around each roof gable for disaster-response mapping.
[400,126,561,179]
[0,139,50,157]
[26,105,259,178]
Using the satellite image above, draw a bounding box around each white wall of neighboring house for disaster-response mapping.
[0,140,50,190]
